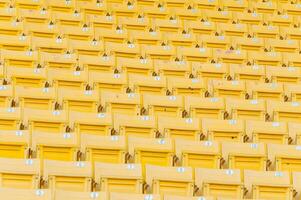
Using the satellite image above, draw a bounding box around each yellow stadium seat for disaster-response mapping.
[0,130,29,159]
[128,137,173,172]
[68,39,104,56]
[15,86,55,110]
[117,57,153,75]
[143,94,183,117]
[232,37,265,51]
[266,38,299,53]
[96,26,128,43]
[211,80,246,99]
[214,49,247,64]
[230,64,265,82]
[130,29,163,45]
[45,0,75,13]
[246,82,284,100]
[285,84,301,102]
[0,158,40,189]
[175,139,220,169]
[19,9,50,25]
[289,122,301,144]
[53,12,84,27]
[0,35,30,51]
[248,51,282,66]
[158,116,200,140]
[166,32,196,47]
[193,0,218,10]
[79,54,115,73]
[141,5,170,19]
[246,120,289,144]
[185,96,225,119]
[178,46,213,62]
[280,2,301,15]
[268,143,301,172]
[60,24,94,41]
[0,107,21,130]
[222,142,266,171]
[163,0,187,8]
[153,18,182,33]
[95,162,143,193]
[32,37,68,53]
[100,91,140,115]
[44,160,92,191]
[89,71,127,93]
[105,42,140,59]
[204,10,233,23]
[226,98,266,120]
[0,84,12,107]
[32,131,78,162]
[184,20,216,35]
[40,52,77,70]
[220,0,248,12]
[146,165,194,196]
[200,35,231,49]
[58,88,99,113]
[280,26,301,40]
[171,7,200,21]
[114,114,156,138]
[266,66,300,84]
[119,17,149,31]
[293,172,301,200]
[283,52,301,68]
[218,23,248,37]
[88,15,116,30]
[250,25,279,39]
[195,168,243,198]
[244,170,293,200]
[267,100,301,123]
[55,190,106,200]
[136,0,157,7]
[0,188,51,200]
[265,13,293,27]
[109,3,138,18]
[76,1,106,18]
[154,60,191,77]
[2,49,38,68]
[111,192,160,200]
[202,118,245,142]
[24,23,59,38]
[250,1,277,14]
[192,62,229,81]
[129,74,166,95]
[0,9,17,23]
[143,44,177,60]
[14,0,43,10]
[81,135,126,164]
[167,76,205,96]
[69,110,112,136]
[0,0,10,8]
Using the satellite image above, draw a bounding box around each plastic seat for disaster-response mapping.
[109,3,138,18]
[285,84,301,102]
[280,2,301,16]
[45,0,75,13]
[89,15,117,30]
[32,131,78,162]
[280,26,301,40]
[267,100,301,123]
[246,120,289,144]
[2,49,38,68]
[129,74,166,95]
[230,64,265,82]
[143,94,183,117]
[0,107,21,130]
[15,0,43,10]
[266,38,299,53]
[283,52,301,68]
[293,172,301,200]
[232,37,265,51]
[76,1,107,18]
[106,42,140,59]
[0,35,30,51]
[218,23,248,37]
[246,82,284,100]
[141,6,170,19]
[154,60,191,77]
[214,49,247,64]
[0,188,51,200]
[0,8,16,23]
[175,140,220,169]
[69,111,112,136]
[184,20,216,35]
[266,66,300,84]
[178,46,213,62]
[55,190,106,200]
[79,54,115,73]
[211,80,246,99]
[220,0,248,12]
[81,135,126,164]
[68,39,104,56]
[146,165,194,196]
[185,96,225,119]
[200,35,231,49]
[94,162,143,193]
[142,44,177,60]
[15,86,55,110]
[130,29,163,45]
[0,130,29,158]
[250,1,277,14]
[195,168,243,198]
[0,0,10,8]
[114,114,156,138]
[289,122,301,144]
[44,160,92,192]
[192,63,229,82]
[0,158,40,189]
[268,143,301,172]
[117,57,153,75]
[32,37,68,53]
[167,76,205,96]
[119,17,149,31]
[24,23,59,38]
[244,170,292,200]
[0,84,12,107]
[226,99,266,120]
[250,25,279,39]
[192,0,218,10]
[222,142,266,171]
[265,13,293,27]
[97,26,128,43]
[40,52,77,70]
[158,116,200,140]
[136,0,157,6]
[166,32,196,47]
[128,137,173,174]
[163,0,187,8]
[60,25,94,41]
[171,7,201,21]
[111,193,160,200]
[202,118,245,142]
[19,9,50,25]
[248,51,282,66]
[204,10,233,23]
[100,91,140,115]
[53,12,84,27]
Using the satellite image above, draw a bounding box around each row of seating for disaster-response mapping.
[0,158,300,199]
